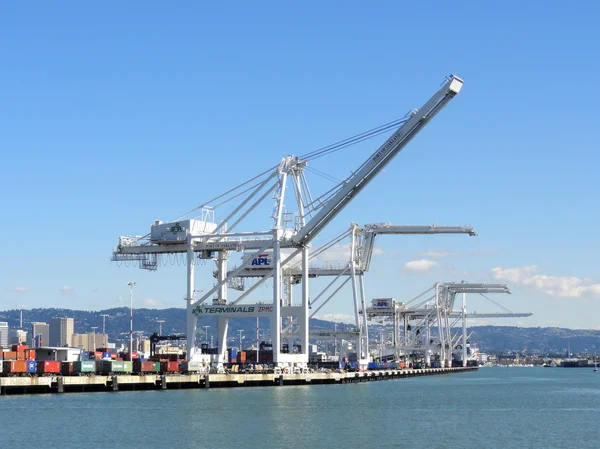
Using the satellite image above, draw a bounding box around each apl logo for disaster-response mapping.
[251,253,271,266]
[376,301,389,307]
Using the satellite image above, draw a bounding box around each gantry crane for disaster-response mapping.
[226,223,475,363]
[366,282,532,366]
[112,75,464,369]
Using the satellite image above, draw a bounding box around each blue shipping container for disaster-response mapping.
[26,361,37,373]
[367,362,377,370]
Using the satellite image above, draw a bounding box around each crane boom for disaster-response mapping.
[291,75,464,246]
[361,224,475,271]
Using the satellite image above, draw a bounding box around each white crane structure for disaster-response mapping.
[111,74,464,370]
[365,282,532,366]
[229,223,476,365]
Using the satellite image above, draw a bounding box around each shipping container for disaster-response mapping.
[113,361,125,372]
[133,361,155,373]
[3,351,17,360]
[123,352,139,361]
[239,351,247,363]
[180,361,204,373]
[74,361,96,374]
[38,361,61,374]
[4,360,28,373]
[123,361,133,373]
[160,361,180,373]
[12,344,29,352]
[61,361,74,375]
[26,361,37,373]
[25,349,36,361]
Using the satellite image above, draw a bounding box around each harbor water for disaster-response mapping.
[1,367,598,448]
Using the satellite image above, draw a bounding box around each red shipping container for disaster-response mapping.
[94,351,103,359]
[38,361,61,374]
[133,361,154,373]
[16,351,25,361]
[111,353,117,360]
[25,349,36,361]
[160,361,180,372]
[4,360,27,373]
[12,344,29,352]
[239,351,246,363]
[3,351,17,360]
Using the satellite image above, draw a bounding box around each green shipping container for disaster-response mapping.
[151,362,160,372]
[73,361,95,373]
[122,361,133,373]
[112,361,125,372]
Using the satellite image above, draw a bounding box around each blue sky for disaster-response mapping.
[1,2,599,329]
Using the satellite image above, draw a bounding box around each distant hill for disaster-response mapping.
[0,307,353,348]
[1,308,599,355]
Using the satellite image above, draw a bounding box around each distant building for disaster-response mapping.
[0,322,8,348]
[49,318,74,347]
[31,322,50,348]
[71,333,109,351]
[9,329,27,345]
[139,338,151,354]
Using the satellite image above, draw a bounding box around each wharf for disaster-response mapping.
[0,366,477,395]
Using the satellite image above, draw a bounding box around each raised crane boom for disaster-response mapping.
[291,75,464,246]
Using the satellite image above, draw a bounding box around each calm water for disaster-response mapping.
[1,367,599,448]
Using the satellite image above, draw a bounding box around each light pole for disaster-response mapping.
[157,320,165,336]
[238,329,244,351]
[127,281,136,356]
[91,326,98,352]
[16,304,27,344]
[203,325,210,346]
[256,317,259,363]
[100,314,110,335]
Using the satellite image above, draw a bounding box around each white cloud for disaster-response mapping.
[318,313,354,323]
[8,287,29,292]
[404,259,440,272]
[143,298,161,307]
[492,265,600,299]
[312,244,350,263]
[420,250,459,259]
[60,286,74,295]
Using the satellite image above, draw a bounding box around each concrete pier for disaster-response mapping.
[0,367,477,395]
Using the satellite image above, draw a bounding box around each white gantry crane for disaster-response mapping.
[226,223,476,366]
[112,75,464,370]
[366,282,532,366]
